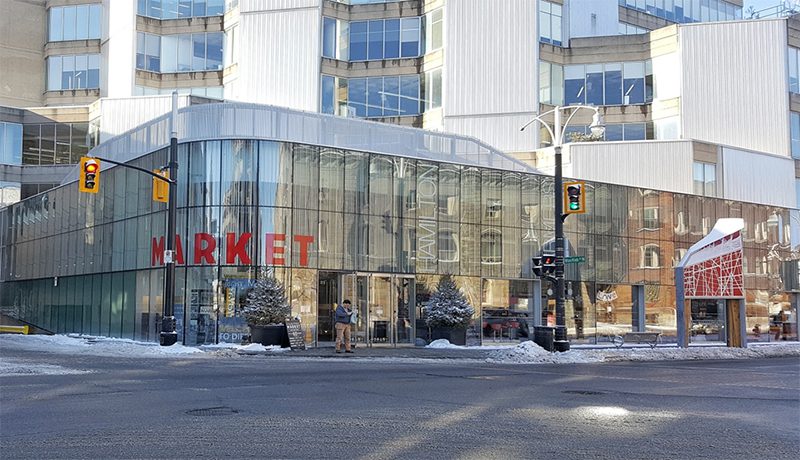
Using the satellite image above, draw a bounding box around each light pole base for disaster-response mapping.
[553,340,570,352]
[159,332,177,346]
[554,325,570,352]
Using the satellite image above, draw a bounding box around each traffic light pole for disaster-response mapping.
[552,109,570,352]
[160,92,179,346]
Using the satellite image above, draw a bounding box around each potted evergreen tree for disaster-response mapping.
[242,270,291,347]
[425,275,475,346]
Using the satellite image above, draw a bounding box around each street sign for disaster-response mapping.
[564,256,585,264]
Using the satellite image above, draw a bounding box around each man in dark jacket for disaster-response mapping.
[335,300,354,353]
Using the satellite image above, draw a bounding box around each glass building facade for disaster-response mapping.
[1,135,797,348]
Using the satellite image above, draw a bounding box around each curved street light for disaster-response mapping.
[521,105,605,352]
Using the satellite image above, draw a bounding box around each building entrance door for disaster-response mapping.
[338,273,415,346]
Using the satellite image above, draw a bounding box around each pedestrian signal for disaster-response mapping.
[79,157,100,193]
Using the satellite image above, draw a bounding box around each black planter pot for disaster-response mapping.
[430,327,467,346]
[250,324,290,348]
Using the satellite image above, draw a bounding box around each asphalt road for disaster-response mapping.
[1,349,798,459]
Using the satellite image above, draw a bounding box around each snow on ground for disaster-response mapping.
[0,358,93,376]
[487,341,800,364]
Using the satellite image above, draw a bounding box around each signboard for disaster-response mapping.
[285,319,306,350]
[565,256,585,264]
[678,219,744,298]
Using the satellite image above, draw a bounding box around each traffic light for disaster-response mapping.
[153,169,169,203]
[79,157,100,193]
[563,181,585,214]
[532,253,557,278]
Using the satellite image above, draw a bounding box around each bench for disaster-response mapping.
[612,332,661,349]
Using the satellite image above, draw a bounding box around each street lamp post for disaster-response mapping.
[160,92,179,346]
[521,105,605,352]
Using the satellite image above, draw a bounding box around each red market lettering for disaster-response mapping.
[151,233,314,267]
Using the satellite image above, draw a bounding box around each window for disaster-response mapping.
[792,112,800,159]
[400,18,420,57]
[342,75,422,118]
[789,47,799,94]
[138,0,225,18]
[322,17,337,59]
[561,61,651,106]
[424,68,442,110]
[621,0,741,23]
[348,17,421,61]
[539,0,562,46]
[618,22,648,34]
[49,4,101,42]
[693,162,716,197]
[642,206,659,230]
[137,32,223,73]
[425,8,443,53]
[47,54,100,90]
[641,244,661,268]
[0,122,23,166]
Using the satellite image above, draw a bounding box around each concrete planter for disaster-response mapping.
[250,324,289,348]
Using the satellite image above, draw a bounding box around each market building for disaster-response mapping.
[1,102,796,347]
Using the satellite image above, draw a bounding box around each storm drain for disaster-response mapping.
[186,406,239,417]
[562,390,607,396]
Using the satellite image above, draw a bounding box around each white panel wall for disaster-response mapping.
[565,140,695,193]
[443,0,538,153]
[234,0,321,111]
[722,147,796,208]
[567,0,619,39]
[680,20,789,157]
[102,0,136,98]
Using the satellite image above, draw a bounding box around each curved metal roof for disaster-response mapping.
[63,101,537,184]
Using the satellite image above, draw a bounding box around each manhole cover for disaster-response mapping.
[562,390,606,395]
[186,407,239,417]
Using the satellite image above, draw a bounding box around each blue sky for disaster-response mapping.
[745,0,790,13]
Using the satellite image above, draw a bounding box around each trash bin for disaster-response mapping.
[533,326,555,352]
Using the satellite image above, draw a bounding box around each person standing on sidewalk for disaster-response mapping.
[335,300,354,354]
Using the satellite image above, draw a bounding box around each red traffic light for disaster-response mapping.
[84,161,99,173]
[542,255,556,265]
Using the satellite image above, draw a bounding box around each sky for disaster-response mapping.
[745,0,795,14]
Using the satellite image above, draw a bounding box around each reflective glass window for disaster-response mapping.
[385,19,401,59]
[790,48,799,94]
[350,22,368,61]
[565,65,585,105]
[585,64,604,106]
[623,61,645,104]
[792,112,800,159]
[400,18,420,57]
[604,63,623,105]
[323,17,337,58]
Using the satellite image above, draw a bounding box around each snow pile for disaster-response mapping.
[234,343,290,355]
[426,339,463,349]
[488,341,800,364]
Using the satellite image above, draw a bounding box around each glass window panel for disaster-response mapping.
[221,140,256,206]
[585,64,604,106]
[74,54,88,89]
[87,54,100,88]
[55,123,71,164]
[48,57,62,91]
[460,223,480,276]
[368,20,384,60]
[350,21,368,61]
[564,65,585,105]
[75,5,89,40]
[400,17,420,57]
[192,33,206,70]
[258,141,292,207]
[385,19,400,59]
[323,17,337,59]
[623,123,646,140]
[369,155,393,216]
[344,152,369,214]
[348,78,366,117]
[321,75,335,114]
[791,113,800,159]
[604,64,623,105]
[693,162,704,195]
[319,148,344,212]
[623,61,645,104]
[63,6,76,41]
[790,48,799,94]
[461,167,481,224]
[704,163,716,196]
[399,75,420,115]
[206,33,223,70]
[61,55,75,90]
[366,77,383,117]
[178,34,192,72]
[291,145,319,210]
[604,124,623,141]
[207,0,224,15]
[383,76,400,116]
[178,0,193,18]
[189,141,221,207]
[193,0,207,16]
[161,35,179,72]
[50,7,63,41]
